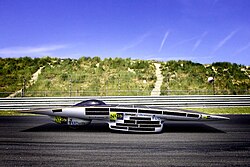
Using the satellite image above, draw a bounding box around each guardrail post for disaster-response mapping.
[69,78,72,97]
[21,78,26,97]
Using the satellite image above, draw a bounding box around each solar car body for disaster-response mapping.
[32,99,229,133]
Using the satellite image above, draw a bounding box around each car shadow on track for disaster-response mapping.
[22,123,110,132]
[163,122,225,133]
[22,122,225,133]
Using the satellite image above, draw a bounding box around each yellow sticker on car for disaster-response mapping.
[54,116,67,124]
[110,112,117,121]
[202,115,208,119]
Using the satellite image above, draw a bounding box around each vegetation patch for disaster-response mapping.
[0,110,36,116]
[186,107,250,114]
[0,57,54,97]
[26,57,156,96]
[161,60,250,95]
[1,57,249,97]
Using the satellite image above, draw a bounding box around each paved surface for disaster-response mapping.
[0,115,249,166]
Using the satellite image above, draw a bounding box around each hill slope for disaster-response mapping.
[0,57,51,97]
[26,57,156,96]
[160,60,250,95]
[1,57,249,97]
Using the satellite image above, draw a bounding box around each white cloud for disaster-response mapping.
[192,32,207,52]
[213,29,238,53]
[159,30,170,52]
[121,33,151,51]
[0,44,68,57]
[234,42,250,55]
[170,36,199,49]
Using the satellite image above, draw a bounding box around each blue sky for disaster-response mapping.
[0,0,250,65]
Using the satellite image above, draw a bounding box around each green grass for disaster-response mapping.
[160,60,250,95]
[185,107,250,114]
[1,107,250,116]
[26,58,156,96]
[0,110,36,116]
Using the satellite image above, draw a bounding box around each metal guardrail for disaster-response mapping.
[0,95,250,110]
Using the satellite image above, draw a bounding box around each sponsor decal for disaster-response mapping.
[110,112,123,121]
[54,116,67,124]
[68,118,81,126]
[202,115,208,119]
[110,112,117,121]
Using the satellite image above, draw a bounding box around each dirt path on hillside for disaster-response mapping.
[8,66,45,98]
[151,63,163,96]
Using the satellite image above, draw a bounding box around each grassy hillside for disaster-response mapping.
[26,57,156,96]
[160,60,250,95]
[0,57,249,97]
[0,57,51,97]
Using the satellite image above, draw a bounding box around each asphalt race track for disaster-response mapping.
[0,115,249,167]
